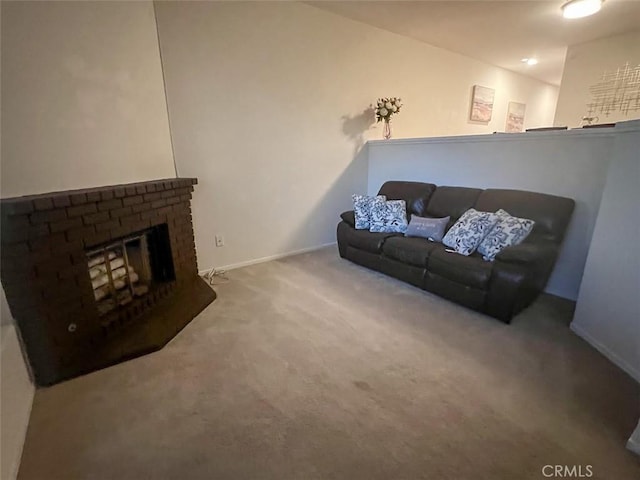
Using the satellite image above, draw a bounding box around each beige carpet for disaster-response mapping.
[18,247,639,479]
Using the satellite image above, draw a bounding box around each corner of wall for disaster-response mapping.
[627,421,640,456]
[1,323,35,480]
[569,322,640,384]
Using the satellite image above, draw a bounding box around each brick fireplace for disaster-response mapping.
[0,178,216,386]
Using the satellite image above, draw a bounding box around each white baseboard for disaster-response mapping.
[627,423,640,456]
[199,242,337,275]
[570,322,640,383]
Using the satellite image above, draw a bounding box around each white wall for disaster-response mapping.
[555,30,640,128]
[1,3,173,476]
[154,1,559,271]
[367,129,616,301]
[571,120,640,382]
[1,289,35,480]
[0,1,176,198]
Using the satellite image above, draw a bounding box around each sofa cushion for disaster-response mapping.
[442,208,499,256]
[405,215,450,242]
[369,198,408,233]
[379,256,426,288]
[382,236,443,267]
[474,189,574,243]
[477,209,535,261]
[425,186,483,228]
[428,249,494,290]
[352,194,385,230]
[377,181,437,218]
[425,271,487,311]
[343,226,400,253]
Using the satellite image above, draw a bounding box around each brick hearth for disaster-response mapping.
[1,178,216,386]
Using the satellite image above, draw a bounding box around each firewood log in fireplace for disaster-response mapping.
[93,272,140,301]
[88,255,125,280]
[87,252,116,269]
[91,265,135,290]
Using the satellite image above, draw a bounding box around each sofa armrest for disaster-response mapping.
[340,210,355,227]
[487,241,560,322]
[495,241,557,265]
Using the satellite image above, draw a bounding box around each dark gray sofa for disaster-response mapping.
[337,181,575,322]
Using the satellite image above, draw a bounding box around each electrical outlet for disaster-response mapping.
[215,234,224,247]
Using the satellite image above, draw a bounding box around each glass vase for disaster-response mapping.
[383,119,392,140]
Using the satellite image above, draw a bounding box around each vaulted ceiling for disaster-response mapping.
[307,0,640,85]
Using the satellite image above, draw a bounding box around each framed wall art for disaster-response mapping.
[505,102,526,132]
[470,85,495,122]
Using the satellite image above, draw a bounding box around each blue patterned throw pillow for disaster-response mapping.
[369,198,408,233]
[352,194,386,230]
[477,209,535,261]
[442,208,499,255]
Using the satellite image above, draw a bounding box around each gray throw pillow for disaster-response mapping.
[405,215,450,242]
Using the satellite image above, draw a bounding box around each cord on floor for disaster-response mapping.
[201,268,230,286]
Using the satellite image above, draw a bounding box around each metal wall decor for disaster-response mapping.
[586,62,640,118]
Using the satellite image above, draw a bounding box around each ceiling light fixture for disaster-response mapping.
[521,58,539,66]
[562,0,603,19]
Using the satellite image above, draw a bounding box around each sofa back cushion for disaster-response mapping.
[377,181,437,219]
[474,189,575,243]
[425,186,483,228]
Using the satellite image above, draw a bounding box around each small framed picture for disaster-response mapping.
[505,102,526,132]
[470,85,495,122]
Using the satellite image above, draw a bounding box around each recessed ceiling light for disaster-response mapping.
[562,0,603,19]
[521,58,539,66]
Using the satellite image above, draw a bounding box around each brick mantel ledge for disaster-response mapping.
[1,178,197,212]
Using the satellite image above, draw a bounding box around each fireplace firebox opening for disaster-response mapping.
[86,224,175,317]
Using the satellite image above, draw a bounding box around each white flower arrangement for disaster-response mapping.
[375,97,402,122]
